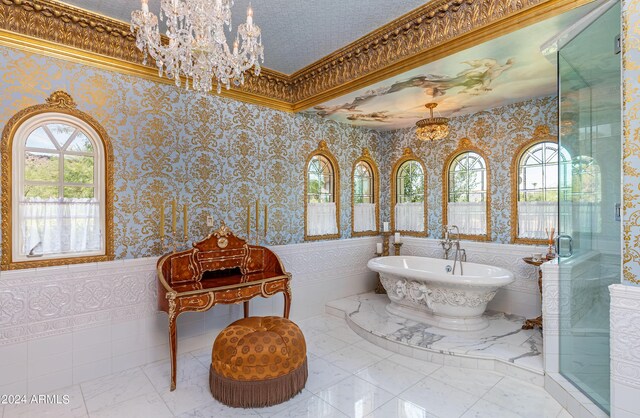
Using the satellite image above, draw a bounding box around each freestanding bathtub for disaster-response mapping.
[367,256,515,331]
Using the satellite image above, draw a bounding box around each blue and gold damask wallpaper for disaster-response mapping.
[0,46,389,259]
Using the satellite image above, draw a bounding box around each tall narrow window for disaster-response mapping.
[305,140,340,240]
[446,150,488,237]
[1,91,113,269]
[352,148,379,236]
[515,141,571,241]
[391,148,426,235]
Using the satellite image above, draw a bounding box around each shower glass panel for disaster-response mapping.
[558,2,621,414]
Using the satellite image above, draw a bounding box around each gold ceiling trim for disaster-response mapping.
[0,0,593,112]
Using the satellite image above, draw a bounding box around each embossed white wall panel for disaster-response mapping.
[610,284,640,418]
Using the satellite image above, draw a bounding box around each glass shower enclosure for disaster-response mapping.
[557,1,621,413]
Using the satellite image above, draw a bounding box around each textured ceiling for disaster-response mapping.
[58,0,429,75]
[306,3,600,130]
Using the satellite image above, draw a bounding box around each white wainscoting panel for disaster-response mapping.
[0,237,379,395]
[610,284,640,418]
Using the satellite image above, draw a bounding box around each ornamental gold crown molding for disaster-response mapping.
[0,0,592,112]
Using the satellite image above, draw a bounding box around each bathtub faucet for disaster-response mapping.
[446,225,464,276]
[440,226,454,259]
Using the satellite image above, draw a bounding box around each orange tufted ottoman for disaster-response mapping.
[209,316,307,408]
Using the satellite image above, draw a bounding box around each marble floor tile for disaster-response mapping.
[355,360,424,396]
[353,340,393,359]
[398,376,481,418]
[324,324,364,344]
[556,408,573,418]
[365,398,438,418]
[428,366,503,397]
[322,346,383,374]
[306,333,351,358]
[481,377,564,418]
[298,315,346,336]
[176,399,259,417]
[261,394,347,418]
[460,399,523,418]
[81,368,156,413]
[89,392,172,418]
[142,353,208,392]
[189,346,212,368]
[3,384,87,418]
[316,375,394,418]
[305,355,351,394]
[159,373,214,416]
[386,354,441,376]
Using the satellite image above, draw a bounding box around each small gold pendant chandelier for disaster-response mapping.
[415,103,449,141]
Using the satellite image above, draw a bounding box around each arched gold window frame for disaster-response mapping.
[391,147,428,237]
[304,140,341,241]
[442,138,491,241]
[511,126,558,244]
[351,148,380,237]
[1,91,115,270]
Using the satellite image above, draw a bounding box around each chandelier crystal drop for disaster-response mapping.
[131,0,264,93]
[415,103,450,141]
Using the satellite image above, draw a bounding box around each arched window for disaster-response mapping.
[565,155,602,234]
[1,91,113,269]
[305,140,340,240]
[445,149,489,238]
[352,148,379,236]
[391,148,426,236]
[514,141,571,242]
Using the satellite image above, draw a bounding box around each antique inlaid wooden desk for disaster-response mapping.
[156,224,292,390]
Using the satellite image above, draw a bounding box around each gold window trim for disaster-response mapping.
[0,0,592,112]
[391,148,428,237]
[304,140,341,241]
[510,125,558,245]
[351,148,380,237]
[442,138,492,242]
[1,91,115,270]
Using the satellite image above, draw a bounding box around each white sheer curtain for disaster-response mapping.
[518,201,601,239]
[307,202,338,236]
[518,201,557,239]
[20,198,101,256]
[354,203,376,232]
[395,202,424,232]
[448,202,486,235]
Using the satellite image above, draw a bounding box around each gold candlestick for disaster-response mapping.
[264,204,268,238]
[159,201,165,239]
[183,203,188,241]
[393,242,403,256]
[171,199,177,235]
[247,204,251,239]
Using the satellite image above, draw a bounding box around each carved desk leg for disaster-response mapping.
[243,301,250,318]
[166,292,180,391]
[283,281,292,319]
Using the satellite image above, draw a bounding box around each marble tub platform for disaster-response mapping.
[326,292,545,384]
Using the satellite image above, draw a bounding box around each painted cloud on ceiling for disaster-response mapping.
[307,4,597,131]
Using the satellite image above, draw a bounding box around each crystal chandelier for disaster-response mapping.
[131,0,264,93]
[415,103,449,141]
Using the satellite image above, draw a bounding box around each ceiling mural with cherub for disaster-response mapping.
[307,6,595,130]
